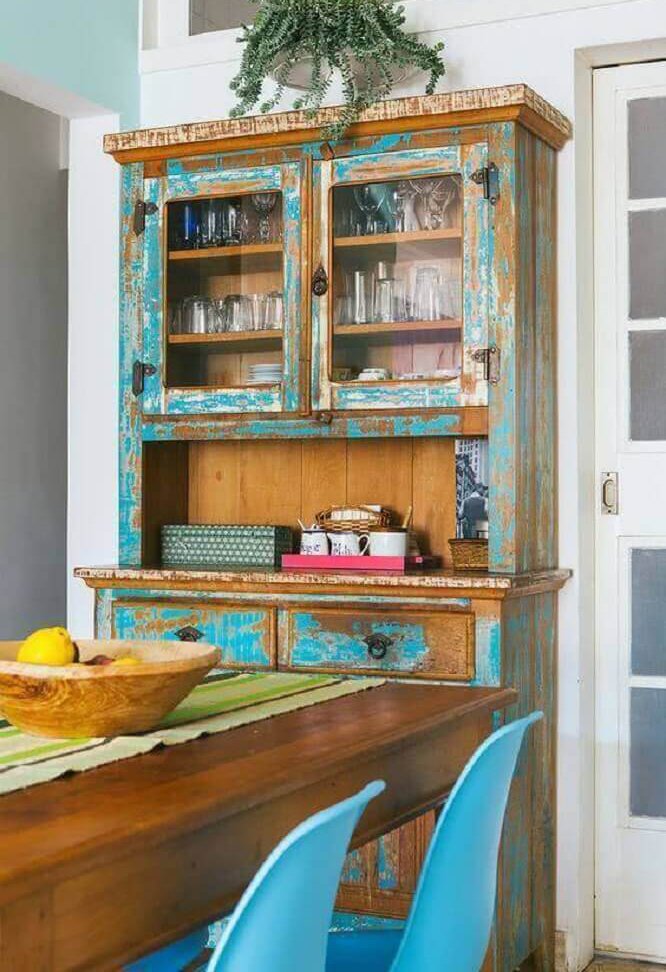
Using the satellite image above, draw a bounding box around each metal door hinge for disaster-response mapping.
[471,162,500,204]
[133,198,158,236]
[601,471,619,516]
[132,360,156,396]
[472,345,501,384]
[312,264,329,296]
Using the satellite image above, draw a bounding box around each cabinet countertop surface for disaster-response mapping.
[75,564,572,597]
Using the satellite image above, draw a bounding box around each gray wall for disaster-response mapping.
[0,90,67,637]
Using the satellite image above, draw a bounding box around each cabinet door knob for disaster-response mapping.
[363,633,393,660]
[312,264,329,296]
[175,625,204,642]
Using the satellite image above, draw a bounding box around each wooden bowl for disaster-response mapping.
[0,640,220,739]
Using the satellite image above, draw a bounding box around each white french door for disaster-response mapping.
[595,61,666,962]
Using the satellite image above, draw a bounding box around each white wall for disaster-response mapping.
[0,91,68,637]
[133,2,666,968]
[67,116,121,637]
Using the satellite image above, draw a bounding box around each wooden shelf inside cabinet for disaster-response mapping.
[333,228,462,249]
[334,319,461,337]
[169,242,283,261]
[168,329,283,352]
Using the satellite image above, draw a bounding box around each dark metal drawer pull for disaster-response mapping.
[175,625,204,643]
[363,634,393,661]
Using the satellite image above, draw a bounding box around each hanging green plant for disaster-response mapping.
[229,0,445,141]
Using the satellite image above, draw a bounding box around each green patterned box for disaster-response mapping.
[161,525,294,568]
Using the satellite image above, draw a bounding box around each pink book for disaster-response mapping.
[281,554,438,573]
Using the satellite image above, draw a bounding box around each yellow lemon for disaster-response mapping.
[18,627,77,666]
[112,656,141,666]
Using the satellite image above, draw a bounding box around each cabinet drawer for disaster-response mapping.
[111,600,275,669]
[279,607,474,680]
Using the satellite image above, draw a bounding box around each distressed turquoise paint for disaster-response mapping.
[377,837,399,890]
[488,122,518,573]
[141,412,465,441]
[141,162,302,418]
[107,587,469,609]
[471,614,501,687]
[113,603,273,668]
[119,162,144,564]
[333,381,461,411]
[461,141,490,406]
[288,613,434,672]
[95,589,113,638]
[331,912,404,933]
[341,849,365,885]
[331,145,461,183]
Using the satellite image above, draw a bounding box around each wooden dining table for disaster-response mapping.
[0,681,515,971]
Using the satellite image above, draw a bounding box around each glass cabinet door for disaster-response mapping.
[311,143,490,412]
[141,162,302,416]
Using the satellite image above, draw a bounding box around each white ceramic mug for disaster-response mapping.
[300,530,329,555]
[368,530,408,557]
[327,532,369,556]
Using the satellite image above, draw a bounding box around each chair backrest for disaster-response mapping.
[391,712,543,972]
[208,780,385,972]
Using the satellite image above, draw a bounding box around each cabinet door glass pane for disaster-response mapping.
[630,686,666,817]
[629,210,666,320]
[629,330,666,440]
[628,97,666,200]
[331,175,462,383]
[166,193,284,390]
[631,548,666,676]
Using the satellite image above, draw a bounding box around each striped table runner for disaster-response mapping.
[0,671,384,797]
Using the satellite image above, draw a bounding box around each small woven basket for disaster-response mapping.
[449,538,489,570]
[315,505,391,535]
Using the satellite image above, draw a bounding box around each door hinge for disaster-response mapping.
[601,471,619,515]
[133,198,158,236]
[132,360,156,397]
[472,345,501,384]
[470,162,500,204]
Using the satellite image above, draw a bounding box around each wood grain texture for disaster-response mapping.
[0,641,219,739]
[0,683,514,970]
[104,85,572,161]
[278,604,474,680]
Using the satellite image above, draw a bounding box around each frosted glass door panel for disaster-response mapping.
[631,548,666,676]
[628,97,666,199]
[630,687,666,817]
[629,330,666,440]
[629,210,666,320]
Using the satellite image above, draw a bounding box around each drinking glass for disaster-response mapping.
[432,179,459,229]
[264,291,284,330]
[247,293,267,331]
[374,278,395,323]
[224,294,252,332]
[168,301,183,334]
[385,185,407,233]
[200,199,223,248]
[393,279,408,322]
[412,266,442,321]
[181,201,200,249]
[351,270,370,324]
[221,200,242,245]
[212,298,228,332]
[251,193,277,243]
[182,297,216,334]
[353,184,386,236]
[412,178,443,231]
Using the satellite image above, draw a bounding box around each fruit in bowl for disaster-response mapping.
[0,638,220,738]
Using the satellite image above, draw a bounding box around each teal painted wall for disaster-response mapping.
[0,0,140,125]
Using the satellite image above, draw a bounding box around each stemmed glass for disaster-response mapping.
[251,192,277,243]
[412,178,444,231]
[385,184,407,233]
[353,184,386,236]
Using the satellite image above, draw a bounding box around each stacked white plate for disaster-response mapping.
[247,363,282,385]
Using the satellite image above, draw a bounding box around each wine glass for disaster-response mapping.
[412,178,443,231]
[432,178,460,229]
[385,184,407,233]
[353,184,387,236]
[251,193,278,243]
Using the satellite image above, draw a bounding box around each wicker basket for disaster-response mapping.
[449,538,489,570]
[315,505,391,535]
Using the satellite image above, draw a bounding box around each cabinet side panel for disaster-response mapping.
[534,140,558,569]
[119,163,144,565]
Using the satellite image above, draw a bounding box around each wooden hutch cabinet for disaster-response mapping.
[77,85,571,972]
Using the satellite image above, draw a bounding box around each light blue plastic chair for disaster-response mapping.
[326,712,543,972]
[125,779,385,972]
